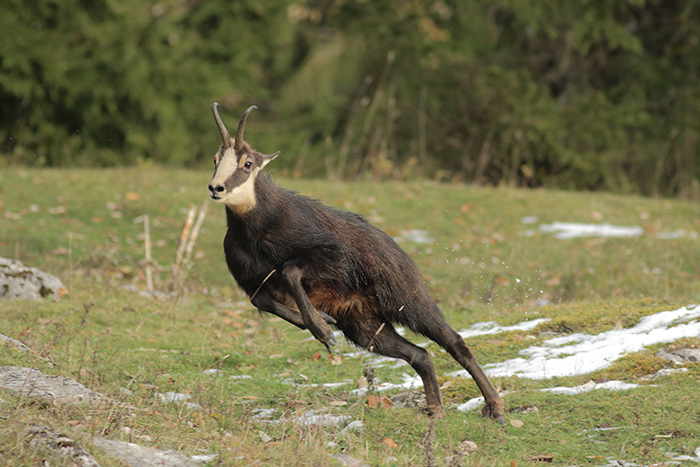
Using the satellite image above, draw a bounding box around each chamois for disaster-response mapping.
[207,103,505,420]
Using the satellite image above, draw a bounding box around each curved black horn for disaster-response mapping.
[212,102,231,149]
[234,105,257,151]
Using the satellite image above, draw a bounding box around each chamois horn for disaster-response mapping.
[234,105,257,152]
[212,102,231,149]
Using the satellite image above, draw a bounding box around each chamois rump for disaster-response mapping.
[207,103,504,420]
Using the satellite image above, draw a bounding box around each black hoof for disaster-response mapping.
[321,312,337,325]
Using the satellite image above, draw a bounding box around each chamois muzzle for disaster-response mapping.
[208,183,225,199]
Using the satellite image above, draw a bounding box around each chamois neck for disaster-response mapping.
[225,174,284,231]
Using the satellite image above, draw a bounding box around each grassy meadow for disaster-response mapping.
[1,167,699,466]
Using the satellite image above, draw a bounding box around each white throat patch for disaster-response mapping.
[223,167,259,210]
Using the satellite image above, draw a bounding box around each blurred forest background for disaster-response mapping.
[2,0,700,199]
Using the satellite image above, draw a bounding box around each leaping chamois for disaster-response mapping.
[207,103,504,420]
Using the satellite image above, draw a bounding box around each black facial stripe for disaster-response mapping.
[223,167,253,192]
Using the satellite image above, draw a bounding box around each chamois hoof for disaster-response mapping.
[323,336,337,354]
[481,400,506,424]
[321,312,337,325]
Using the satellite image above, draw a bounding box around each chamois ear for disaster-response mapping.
[260,151,281,169]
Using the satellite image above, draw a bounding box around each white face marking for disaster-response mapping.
[216,167,260,209]
[208,145,277,213]
[210,148,237,188]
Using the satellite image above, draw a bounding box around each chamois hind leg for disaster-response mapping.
[340,318,445,418]
[410,304,505,422]
[281,262,336,350]
[251,290,337,330]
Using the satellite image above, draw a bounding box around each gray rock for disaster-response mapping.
[332,454,371,467]
[657,348,700,363]
[639,368,688,381]
[0,366,116,406]
[92,438,201,467]
[0,258,66,301]
[674,348,700,362]
[25,426,102,467]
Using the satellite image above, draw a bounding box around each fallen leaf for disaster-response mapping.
[366,394,380,408]
[440,380,453,390]
[259,431,272,443]
[367,394,393,409]
[330,401,348,406]
[357,375,368,389]
[126,192,141,201]
[311,351,321,362]
[329,354,342,365]
[510,419,524,428]
[382,437,398,449]
[460,203,473,212]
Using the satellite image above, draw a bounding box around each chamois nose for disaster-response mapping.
[208,184,225,195]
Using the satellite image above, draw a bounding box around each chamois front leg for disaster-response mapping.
[251,290,337,330]
[281,262,336,351]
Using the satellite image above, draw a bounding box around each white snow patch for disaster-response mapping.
[158,392,200,410]
[520,220,697,240]
[229,374,253,381]
[541,380,642,395]
[539,222,643,239]
[457,318,549,339]
[393,229,435,244]
[350,373,423,395]
[192,454,219,463]
[456,392,509,413]
[462,304,700,379]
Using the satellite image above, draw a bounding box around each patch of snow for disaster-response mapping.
[520,220,697,240]
[455,395,484,413]
[229,374,253,381]
[192,454,219,463]
[350,373,423,395]
[457,318,549,339]
[462,304,700,379]
[539,222,643,239]
[541,380,641,395]
[393,229,435,244]
[158,392,200,410]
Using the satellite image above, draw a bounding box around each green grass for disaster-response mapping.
[1,167,699,466]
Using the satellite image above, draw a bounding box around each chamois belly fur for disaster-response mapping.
[267,286,370,322]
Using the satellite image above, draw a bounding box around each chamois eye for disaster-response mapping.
[244,160,253,169]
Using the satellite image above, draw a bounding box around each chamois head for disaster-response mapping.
[208,103,280,211]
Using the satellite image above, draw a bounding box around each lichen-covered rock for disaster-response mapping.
[0,258,66,301]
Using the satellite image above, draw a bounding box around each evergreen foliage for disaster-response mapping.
[1,0,699,198]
